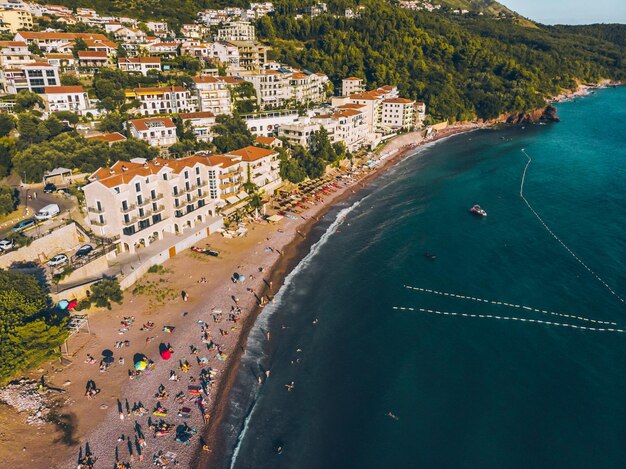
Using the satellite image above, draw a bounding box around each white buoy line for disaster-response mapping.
[520,149,625,306]
[392,306,626,334]
[403,285,618,325]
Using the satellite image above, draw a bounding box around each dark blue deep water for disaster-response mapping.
[221,87,626,469]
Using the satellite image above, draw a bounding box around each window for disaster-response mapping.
[173,186,178,196]
[163,173,168,180]
[27,70,43,77]
[195,167,200,175]
[135,182,141,192]
[46,70,55,77]
[124,214,130,223]
[184,171,189,179]
[121,200,128,211]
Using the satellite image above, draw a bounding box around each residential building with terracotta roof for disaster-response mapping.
[380,97,422,131]
[77,50,109,69]
[192,76,234,115]
[279,106,368,151]
[43,85,89,113]
[14,31,109,53]
[255,135,282,148]
[118,56,161,76]
[341,76,364,96]
[217,21,256,41]
[225,145,281,193]
[125,86,197,116]
[241,67,328,109]
[84,156,230,253]
[225,40,267,70]
[112,26,147,43]
[45,52,75,69]
[179,111,216,142]
[128,117,177,147]
[0,40,33,68]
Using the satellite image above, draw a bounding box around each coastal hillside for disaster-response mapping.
[30,0,625,121]
[260,1,626,121]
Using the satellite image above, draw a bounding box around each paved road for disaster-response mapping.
[0,185,76,238]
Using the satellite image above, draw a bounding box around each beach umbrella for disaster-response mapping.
[161,349,171,360]
[135,361,147,371]
[57,299,69,310]
[67,299,78,310]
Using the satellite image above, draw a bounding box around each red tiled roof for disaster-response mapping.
[44,85,84,94]
[129,117,175,131]
[226,146,275,162]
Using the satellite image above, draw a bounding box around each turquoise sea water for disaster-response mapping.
[220,87,626,469]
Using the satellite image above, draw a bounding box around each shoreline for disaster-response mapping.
[0,123,478,469]
[194,123,479,469]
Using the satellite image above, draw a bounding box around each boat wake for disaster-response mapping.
[228,198,364,468]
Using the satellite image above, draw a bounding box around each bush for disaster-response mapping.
[90,277,123,309]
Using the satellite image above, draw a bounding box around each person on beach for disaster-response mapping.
[181,290,188,301]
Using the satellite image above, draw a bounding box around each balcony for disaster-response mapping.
[122,216,138,226]
[87,206,105,213]
[121,203,137,213]
[136,198,151,207]
[90,218,106,226]
[150,193,164,201]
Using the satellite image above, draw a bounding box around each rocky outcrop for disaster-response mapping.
[504,105,560,125]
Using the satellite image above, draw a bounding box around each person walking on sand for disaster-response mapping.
[182,290,188,302]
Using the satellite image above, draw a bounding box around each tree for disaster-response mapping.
[0,136,16,177]
[89,277,123,309]
[27,42,42,56]
[0,185,18,215]
[60,74,82,86]
[211,114,255,153]
[72,37,87,59]
[54,110,80,125]
[98,112,126,133]
[14,91,43,113]
[311,126,337,163]
[231,81,259,114]
[44,114,65,139]
[0,114,15,137]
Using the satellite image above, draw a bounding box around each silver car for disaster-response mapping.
[47,254,69,267]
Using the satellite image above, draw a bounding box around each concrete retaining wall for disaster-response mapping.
[0,223,85,268]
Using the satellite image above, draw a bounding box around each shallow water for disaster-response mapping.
[220,87,626,469]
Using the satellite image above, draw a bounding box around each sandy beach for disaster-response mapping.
[0,123,477,469]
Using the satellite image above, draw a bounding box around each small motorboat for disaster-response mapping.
[424,251,437,260]
[470,205,487,217]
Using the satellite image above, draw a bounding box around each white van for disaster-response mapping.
[35,203,60,220]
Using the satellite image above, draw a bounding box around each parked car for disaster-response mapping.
[35,203,60,221]
[75,244,94,258]
[76,124,90,131]
[11,218,35,233]
[47,254,68,267]
[43,183,57,194]
[0,238,14,251]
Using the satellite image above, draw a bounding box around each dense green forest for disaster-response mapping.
[260,0,626,121]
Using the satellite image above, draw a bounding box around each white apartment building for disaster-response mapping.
[45,53,75,69]
[217,21,256,41]
[342,77,364,96]
[192,76,233,115]
[380,97,419,131]
[0,40,32,68]
[144,41,179,55]
[77,50,109,69]
[279,107,369,151]
[125,86,197,116]
[242,68,328,109]
[182,41,240,68]
[225,145,281,194]
[145,21,169,36]
[43,85,89,113]
[179,111,216,142]
[128,117,178,147]
[0,61,59,93]
[112,27,147,43]
[14,31,110,53]
[225,40,267,70]
[118,57,161,76]
[242,110,299,136]
[290,71,329,105]
[181,24,208,39]
[84,156,232,253]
